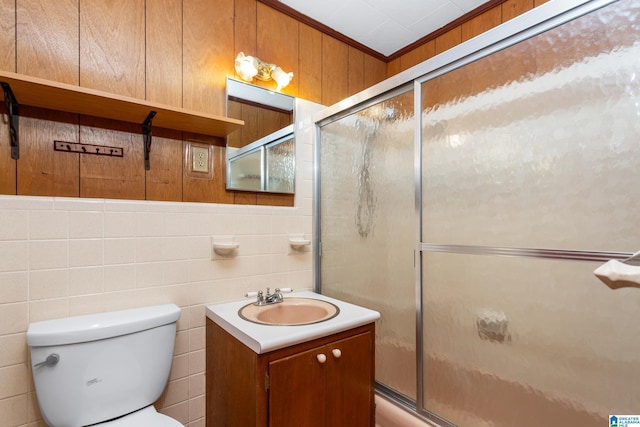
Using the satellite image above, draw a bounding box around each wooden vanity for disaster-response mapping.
[205,292,378,427]
[206,319,374,427]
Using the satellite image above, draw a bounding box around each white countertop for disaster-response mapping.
[206,291,380,354]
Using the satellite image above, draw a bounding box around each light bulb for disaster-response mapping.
[234,52,258,82]
[272,66,293,91]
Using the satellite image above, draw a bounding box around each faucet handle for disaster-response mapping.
[247,288,292,297]
[245,290,265,305]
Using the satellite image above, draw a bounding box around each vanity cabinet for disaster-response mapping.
[206,319,375,427]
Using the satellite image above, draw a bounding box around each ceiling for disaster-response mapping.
[278,0,488,57]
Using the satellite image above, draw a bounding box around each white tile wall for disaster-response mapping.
[0,99,324,427]
[0,194,314,426]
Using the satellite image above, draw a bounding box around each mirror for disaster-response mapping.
[226,78,296,194]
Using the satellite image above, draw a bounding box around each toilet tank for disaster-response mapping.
[27,304,181,427]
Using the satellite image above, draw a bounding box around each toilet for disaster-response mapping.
[26,304,183,427]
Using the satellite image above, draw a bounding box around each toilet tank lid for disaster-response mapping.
[27,304,181,347]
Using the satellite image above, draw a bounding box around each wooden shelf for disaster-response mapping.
[0,70,243,138]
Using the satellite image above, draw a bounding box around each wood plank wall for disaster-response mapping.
[0,0,550,205]
[387,0,550,76]
[0,0,387,205]
[227,101,292,150]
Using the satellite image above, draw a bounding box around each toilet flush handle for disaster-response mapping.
[33,353,60,368]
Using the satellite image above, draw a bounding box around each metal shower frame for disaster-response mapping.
[313,0,626,424]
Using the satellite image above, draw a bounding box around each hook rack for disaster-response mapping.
[1,82,19,160]
[142,111,157,170]
[54,140,123,157]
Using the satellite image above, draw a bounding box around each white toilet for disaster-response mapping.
[26,304,183,427]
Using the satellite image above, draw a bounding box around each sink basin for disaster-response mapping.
[239,298,340,326]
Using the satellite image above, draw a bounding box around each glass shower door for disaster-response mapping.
[316,1,640,425]
[318,90,417,400]
[420,0,640,425]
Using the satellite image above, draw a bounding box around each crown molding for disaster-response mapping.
[257,0,387,61]
[257,0,509,63]
[387,0,508,61]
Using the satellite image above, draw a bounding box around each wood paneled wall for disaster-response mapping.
[1,0,552,205]
[0,0,387,205]
[227,101,292,149]
[387,0,550,76]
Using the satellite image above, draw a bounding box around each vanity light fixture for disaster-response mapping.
[234,52,293,91]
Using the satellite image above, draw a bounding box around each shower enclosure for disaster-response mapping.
[315,0,640,426]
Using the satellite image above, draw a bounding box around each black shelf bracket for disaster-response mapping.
[142,110,157,170]
[1,82,19,160]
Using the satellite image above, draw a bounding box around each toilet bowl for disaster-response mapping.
[100,406,182,427]
[26,304,183,427]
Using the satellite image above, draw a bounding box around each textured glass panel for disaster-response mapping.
[420,1,640,426]
[319,91,417,399]
[421,0,640,252]
[229,149,262,191]
[422,252,640,426]
[266,138,295,193]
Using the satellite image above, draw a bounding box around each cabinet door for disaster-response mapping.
[269,345,327,427]
[268,331,374,427]
[326,332,373,427]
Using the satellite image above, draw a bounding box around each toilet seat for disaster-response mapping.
[99,405,183,427]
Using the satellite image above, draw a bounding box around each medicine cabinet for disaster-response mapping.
[226,78,295,194]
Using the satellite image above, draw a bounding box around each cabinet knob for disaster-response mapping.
[317,353,327,363]
[332,349,342,359]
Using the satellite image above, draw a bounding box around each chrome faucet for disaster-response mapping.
[245,287,292,306]
[264,288,283,304]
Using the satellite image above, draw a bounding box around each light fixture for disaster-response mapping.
[271,66,294,91]
[234,52,258,81]
[234,52,293,91]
